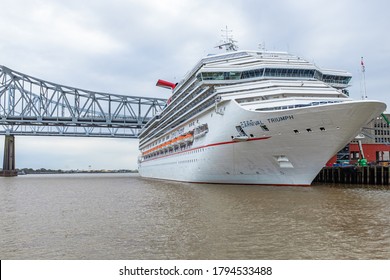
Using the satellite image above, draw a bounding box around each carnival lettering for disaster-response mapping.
[240,119,265,128]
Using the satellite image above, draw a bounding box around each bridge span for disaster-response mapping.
[0,65,167,176]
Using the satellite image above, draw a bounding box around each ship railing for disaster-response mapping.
[253,99,344,111]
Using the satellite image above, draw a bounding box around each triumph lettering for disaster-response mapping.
[267,115,294,123]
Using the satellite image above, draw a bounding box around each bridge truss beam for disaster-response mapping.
[0,65,167,138]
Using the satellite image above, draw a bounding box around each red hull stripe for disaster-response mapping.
[142,136,271,162]
[207,137,271,147]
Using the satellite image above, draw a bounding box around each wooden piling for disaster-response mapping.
[314,165,390,185]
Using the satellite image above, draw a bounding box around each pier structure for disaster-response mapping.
[314,166,390,185]
[2,135,16,177]
[0,65,167,176]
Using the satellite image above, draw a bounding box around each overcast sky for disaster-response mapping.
[1,0,389,170]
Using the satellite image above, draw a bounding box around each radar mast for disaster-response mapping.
[215,26,238,51]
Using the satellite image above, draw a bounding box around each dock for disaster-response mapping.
[314,166,390,185]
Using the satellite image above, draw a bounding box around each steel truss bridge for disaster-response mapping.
[0,65,166,138]
[0,64,167,176]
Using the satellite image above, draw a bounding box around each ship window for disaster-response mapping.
[200,68,322,81]
[242,68,264,79]
[224,71,241,80]
[201,72,224,80]
[260,125,269,131]
[294,129,299,133]
[321,74,351,85]
[264,68,315,78]
[201,71,241,80]
[264,68,276,77]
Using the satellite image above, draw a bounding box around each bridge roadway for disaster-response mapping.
[0,65,167,176]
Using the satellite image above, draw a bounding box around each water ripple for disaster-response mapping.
[1,174,390,259]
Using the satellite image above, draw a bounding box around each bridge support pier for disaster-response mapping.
[1,135,17,177]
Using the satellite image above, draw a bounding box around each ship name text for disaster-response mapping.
[240,115,295,128]
[267,115,294,123]
[240,120,265,128]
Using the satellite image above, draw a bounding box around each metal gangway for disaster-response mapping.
[0,65,167,176]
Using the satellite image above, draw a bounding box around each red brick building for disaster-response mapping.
[326,113,390,166]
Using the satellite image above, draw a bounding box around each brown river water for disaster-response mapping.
[1,173,389,259]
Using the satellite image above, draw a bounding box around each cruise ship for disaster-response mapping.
[138,40,386,186]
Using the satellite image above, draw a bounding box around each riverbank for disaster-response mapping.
[3,168,139,175]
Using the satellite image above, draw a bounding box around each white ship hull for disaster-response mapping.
[139,99,385,186]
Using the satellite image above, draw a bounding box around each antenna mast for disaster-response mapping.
[361,57,367,99]
[215,26,238,52]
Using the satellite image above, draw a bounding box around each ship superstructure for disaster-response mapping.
[138,44,386,185]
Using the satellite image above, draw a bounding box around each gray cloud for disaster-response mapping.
[1,0,389,170]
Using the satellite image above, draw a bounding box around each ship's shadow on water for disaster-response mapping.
[1,173,390,259]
